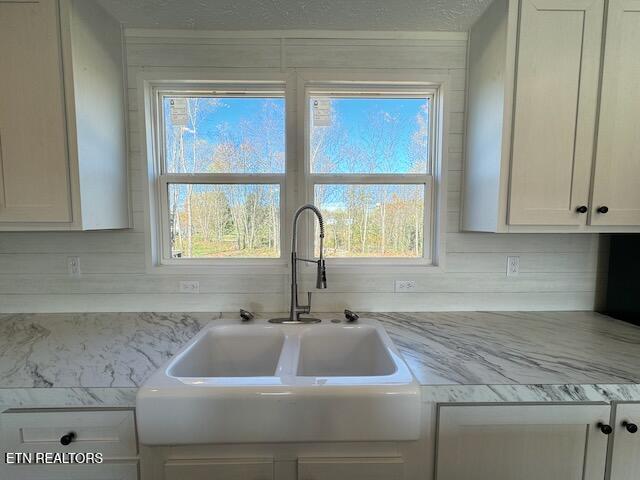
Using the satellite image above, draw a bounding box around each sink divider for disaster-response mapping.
[275,333,301,378]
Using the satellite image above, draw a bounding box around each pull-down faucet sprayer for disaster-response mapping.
[269,204,327,324]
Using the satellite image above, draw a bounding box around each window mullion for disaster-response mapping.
[161,173,284,184]
[310,174,431,184]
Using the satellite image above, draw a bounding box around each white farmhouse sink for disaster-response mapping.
[136,318,420,445]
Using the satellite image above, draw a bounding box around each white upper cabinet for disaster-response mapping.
[463,0,640,232]
[509,0,602,226]
[590,0,640,226]
[0,0,129,231]
[0,0,71,223]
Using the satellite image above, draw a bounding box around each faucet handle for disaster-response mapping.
[239,309,254,322]
[344,309,359,323]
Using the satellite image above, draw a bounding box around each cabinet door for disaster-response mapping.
[298,457,404,480]
[163,458,273,480]
[590,0,640,226]
[2,462,138,480]
[508,0,603,225]
[436,404,610,480]
[610,403,640,480]
[0,0,71,223]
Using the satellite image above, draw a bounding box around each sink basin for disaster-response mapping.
[297,326,396,377]
[137,318,420,445]
[168,325,285,378]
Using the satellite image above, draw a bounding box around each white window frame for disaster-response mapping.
[140,71,448,274]
[297,75,447,270]
[149,81,289,270]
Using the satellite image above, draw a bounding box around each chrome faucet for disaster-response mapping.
[269,204,327,324]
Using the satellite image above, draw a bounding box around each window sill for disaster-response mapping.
[146,260,444,276]
[300,261,444,275]
[147,261,289,275]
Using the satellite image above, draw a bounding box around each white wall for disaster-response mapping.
[0,30,601,313]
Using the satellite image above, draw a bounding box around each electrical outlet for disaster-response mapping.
[506,256,520,277]
[179,280,200,294]
[395,280,417,292]
[67,256,81,278]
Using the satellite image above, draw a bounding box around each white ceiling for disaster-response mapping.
[97,0,492,32]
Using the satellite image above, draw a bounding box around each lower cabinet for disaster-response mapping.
[159,456,404,480]
[609,402,640,480]
[4,462,138,480]
[0,408,139,480]
[435,404,611,480]
[10,402,637,480]
[298,456,404,480]
[0,408,137,457]
[163,458,274,480]
[145,455,405,480]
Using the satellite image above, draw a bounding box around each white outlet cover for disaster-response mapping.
[506,256,520,277]
[67,256,81,278]
[179,281,200,294]
[395,280,417,292]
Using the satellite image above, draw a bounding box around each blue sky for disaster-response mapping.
[163,96,428,175]
[163,97,286,173]
[164,97,285,143]
[311,97,429,174]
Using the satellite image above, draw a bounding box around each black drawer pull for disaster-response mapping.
[623,421,638,434]
[598,422,613,435]
[60,432,76,445]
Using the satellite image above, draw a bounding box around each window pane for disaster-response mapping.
[168,184,280,258]
[309,97,430,174]
[315,184,425,258]
[163,96,285,174]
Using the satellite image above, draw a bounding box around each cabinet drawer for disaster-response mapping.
[2,462,138,480]
[298,457,404,480]
[164,458,273,480]
[0,408,137,459]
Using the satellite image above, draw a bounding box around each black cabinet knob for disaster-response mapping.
[576,205,588,214]
[597,206,609,214]
[623,421,638,434]
[598,422,613,435]
[59,432,76,446]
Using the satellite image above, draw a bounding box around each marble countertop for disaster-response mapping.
[379,311,640,385]
[1,311,640,407]
[0,312,218,389]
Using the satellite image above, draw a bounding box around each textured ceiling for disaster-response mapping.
[97,0,492,31]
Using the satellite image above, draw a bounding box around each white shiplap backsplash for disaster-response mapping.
[0,31,601,313]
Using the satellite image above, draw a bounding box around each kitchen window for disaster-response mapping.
[153,87,285,264]
[149,79,442,269]
[305,87,436,264]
